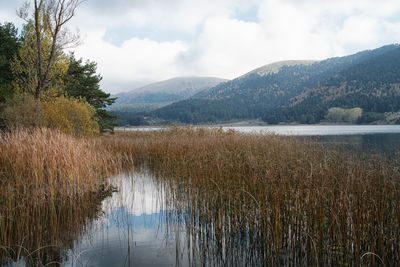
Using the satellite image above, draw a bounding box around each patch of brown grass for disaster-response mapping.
[1,126,399,266]
[99,127,400,266]
[0,128,132,264]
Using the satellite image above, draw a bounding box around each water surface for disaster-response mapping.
[117,124,400,136]
[224,125,400,136]
[63,172,190,267]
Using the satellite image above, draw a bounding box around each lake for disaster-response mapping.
[223,124,400,136]
[118,125,400,155]
[117,124,400,136]
[4,125,400,266]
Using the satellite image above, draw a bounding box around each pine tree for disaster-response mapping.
[0,22,21,103]
[64,54,117,132]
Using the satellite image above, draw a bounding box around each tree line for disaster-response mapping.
[0,0,116,135]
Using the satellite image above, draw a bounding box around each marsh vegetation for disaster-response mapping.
[1,127,399,266]
[100,127,400,266]
[0,129,132,265]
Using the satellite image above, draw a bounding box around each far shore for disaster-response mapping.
[115,121,400,130]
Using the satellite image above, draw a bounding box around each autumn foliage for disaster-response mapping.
[42,96,99,136]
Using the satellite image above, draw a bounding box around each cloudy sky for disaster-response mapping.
[1,0,400,93]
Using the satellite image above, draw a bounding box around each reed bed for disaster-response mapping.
[0,192,108,266]
[0,128,132,265]
[1,127,399,266]
[0,128,129,199]
[99,127,400,266]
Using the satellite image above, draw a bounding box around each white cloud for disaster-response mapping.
[175,0,400,80]
[257,0,400,56]
[73,30,188,93]
[2,0,400,93]
[103,173,169,217]
[0,0,26,29]
[177,17,271,79]
[338,16,381,46]
[76,0,260,33]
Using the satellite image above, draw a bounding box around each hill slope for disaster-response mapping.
[111,76,226,112]
[154,44,400,124]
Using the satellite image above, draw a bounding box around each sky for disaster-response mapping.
[1,0,400,94]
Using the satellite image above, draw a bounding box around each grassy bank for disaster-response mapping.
[99,127,400,266]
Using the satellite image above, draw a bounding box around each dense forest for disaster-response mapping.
[143,44,400,125]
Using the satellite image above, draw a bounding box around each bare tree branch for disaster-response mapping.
[18,0,84,102]
[17,1,31,22]
[15,0,83,126]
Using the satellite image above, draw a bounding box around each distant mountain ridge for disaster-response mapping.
[242,60,317,77]
[111,76,226,112]
[153,44,400,124]
[195,60,317,99]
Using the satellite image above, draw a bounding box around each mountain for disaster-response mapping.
[266,45,400,124]
[195,60,317,99]
[153,44,400,124]
[110,76,226,112]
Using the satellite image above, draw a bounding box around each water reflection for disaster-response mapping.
[64,172,190,267]
[117,125,400,136]
[224,125,400,135]
[63,170,285,267]
[0,191,109,266]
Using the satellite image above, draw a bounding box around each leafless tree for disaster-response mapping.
[18,0,84,101]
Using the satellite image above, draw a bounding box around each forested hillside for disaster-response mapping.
[153,44,400,124]
[265,45,400,123]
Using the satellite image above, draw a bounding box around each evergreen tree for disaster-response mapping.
[0,22,21,103]
[64,54,117,132]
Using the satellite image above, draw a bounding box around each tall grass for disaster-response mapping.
[1,127,399,265]
[99,127,400,266]
[0,128,131,199]
[0,192,109,266]
[0,128,132,265]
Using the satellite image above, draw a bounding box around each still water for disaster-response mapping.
[118,125,400,136]
[224,124,400,135]
[63,172,191,267]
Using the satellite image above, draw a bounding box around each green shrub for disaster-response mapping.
[325,107,362,123]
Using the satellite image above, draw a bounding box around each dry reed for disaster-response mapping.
[98,127,400,266]
[1,127,399,266]
[0,128,132,265]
